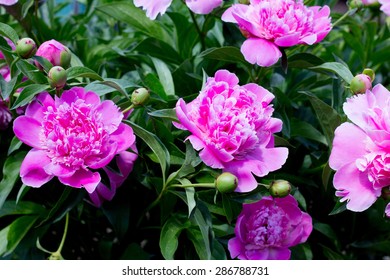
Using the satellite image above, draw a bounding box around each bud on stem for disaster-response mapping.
[269,180,291,198]
[16,37,37,59]
[215,172,238,193]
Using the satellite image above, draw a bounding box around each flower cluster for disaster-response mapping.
[330,84,390,215]
[222,0,332,66]
[175,70,288,193]
[228,195,312,260]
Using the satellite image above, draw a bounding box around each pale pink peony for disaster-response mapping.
[378,0,390,15]
[35,39,71,68]
[329,84,390,214]
[88,147,138,207]
[13,87,136,193]
[174,70,288,192]
[228,195,312,260]
[133,0,222,20]
[222,0,332,67]
[0,0,17,5]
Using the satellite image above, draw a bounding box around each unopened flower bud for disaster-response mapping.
[59,48,72,69]
[350,74,372,95]
[348,0,364,9]
[362,68,375,82]
[215,172,238,193]
[16,38,37,59]
[269,180,291,198]
[48,66,67,90]
[131,88,150,106]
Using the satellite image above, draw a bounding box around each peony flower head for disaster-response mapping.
[222,0,332,67]
[13,87,136,193]
[330,84,390,215]
[35,39,71,69]
[0,0,17,6]
[133,0,222,20]
[228,195,312,260]
[378,0,390,16]
[174,70,288,192]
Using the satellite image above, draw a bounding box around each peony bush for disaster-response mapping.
[1,0,390,260]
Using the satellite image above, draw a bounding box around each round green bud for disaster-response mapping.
[350,74,372,95]
[215,172,238,193]
[48,66,67,90]
[269,180,291,198]
[15,37,37,59]
[362,68,375,82]
[348,0,363,9]
[131,88,150,106]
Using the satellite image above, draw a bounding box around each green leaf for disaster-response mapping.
[151,57,175,96]
[0,75,18,100]
[0,201,47,218]
[84,79,138,97]
[11,84,50,109]
[0,22,19,44]
[33,56,53,73]
[7,136,22,156]
[0,151,26,209]
[314,222,340,250]
[310,62,354,84]
[143,73,168,101]
[288,53,325,68]
[0,215,39,257]
[124,120,170,184]
[120,243,151,260]
[322,162,333,191]
[329,200,348,215]
[148,108,179,122]
[66,66,103,81]
[15,60,47,84]
[97,2,171,44]
[304,93,342,147]
[191,201,212,260]
[159,215,190,260]
[200,46,248,65]
[290,118,327,145]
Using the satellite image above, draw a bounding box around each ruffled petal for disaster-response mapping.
[109,123,135,153]
[20,149,53,187]
[96,100,123,133]
[329,122,368,170]
[228,237,247,259]
[134,0,172,20]
[59,168,101,193]
[13,116,43,149]
[185,0,222,14]
[333,162,381,212]
[241,38,282,67]
[25,92,54,122]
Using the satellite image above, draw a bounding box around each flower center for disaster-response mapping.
[244,204,287,250]
[40,99,109,169]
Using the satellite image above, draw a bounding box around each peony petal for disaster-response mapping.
[13,116,43,149]
[109,123,135,153]
[185,0,222,14]
[224,161,258,192]
[274,33,301,47]
[0,0,18,6]
[214,69,239,87]
[228,237,247,259]
[385,203,390,218]
[329,122,367,170]
[25,92,54,122]
[43,162,76,178]
[134,0,172,20]
[241,38,282,67]
[87,141,118,169]
[174,99,203,137]
[59,168,101,193]
[20,149,53,187]
[96,100,123,133]
[333,162,381,212]
[266,248,291,260]
[249,147,289,177]
[245,249,270,260]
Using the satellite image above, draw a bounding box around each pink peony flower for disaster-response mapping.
[329,84,390,214]
[0,101,12,130]
[13,87,136,193]
[222,0,332,67]
[0,0,17,6]
[362,0,378,4]
[174,70,288,192]
[89,147,138,207]
[378,0,390,16]
[35,39,71,68]
[228,195,312,260]
[133,0,222,20]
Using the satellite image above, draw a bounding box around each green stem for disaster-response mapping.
[332,8,357,28]
[122,103,135,114]
[189,10,206,51]
[57,213,69,254]
[169,183,215,189]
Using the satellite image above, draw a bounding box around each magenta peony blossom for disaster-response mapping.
[174,70,288,192]
[13,87,136,193]
[329,84,390,214]
[0,0,17,6]
[228,195,312,260]
[133,0,222,20]
[89,147,138,207]
[222,0,332,67]
[35,39,71,68]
